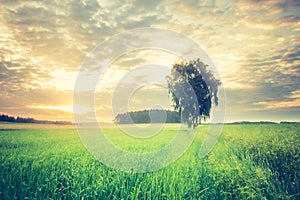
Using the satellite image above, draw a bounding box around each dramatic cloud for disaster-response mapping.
[0,0,299,122]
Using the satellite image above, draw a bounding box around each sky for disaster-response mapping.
[0,0,299,123]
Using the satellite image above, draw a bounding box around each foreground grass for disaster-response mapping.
[0,123,299,199]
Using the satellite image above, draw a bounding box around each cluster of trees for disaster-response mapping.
[114,58,220,127]
[0,114,72,125]
[114,110,180,124]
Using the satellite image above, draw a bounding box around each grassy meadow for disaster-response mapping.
[0,122,299,199]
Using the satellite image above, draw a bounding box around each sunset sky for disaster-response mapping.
[0,0,299,122]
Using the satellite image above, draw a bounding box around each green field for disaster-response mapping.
[0,123,299,199]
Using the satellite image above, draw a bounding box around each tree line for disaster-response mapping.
[0,114,72,125]
[114,110,181,124]
[228,121,277,125]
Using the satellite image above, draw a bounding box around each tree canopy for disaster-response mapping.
[166,59,220,128]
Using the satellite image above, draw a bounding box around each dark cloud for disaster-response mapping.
[229,46,300,111]
[237,0,300,15]
[280,15,300,23]
[275,0,300,10]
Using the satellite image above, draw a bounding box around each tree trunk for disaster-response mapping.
[187,121,192,128]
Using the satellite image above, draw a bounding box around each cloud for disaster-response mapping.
[2,0,157,71]
[277,15,300,31]
[236,0,300,15]
[223,45,300,114]
[0,0,299,122]
[133,0,162,9]
[237,19,276,30]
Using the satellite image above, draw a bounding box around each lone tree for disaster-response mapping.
[167,59,220,128]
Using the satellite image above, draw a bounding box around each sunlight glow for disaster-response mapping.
[28,105,92,114]
[44,70,78,91]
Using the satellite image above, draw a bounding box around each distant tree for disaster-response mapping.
[167,59,221,128]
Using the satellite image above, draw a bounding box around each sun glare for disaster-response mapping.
[43,70,78,91]
[28,105,92,115]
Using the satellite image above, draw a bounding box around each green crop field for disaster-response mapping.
[0,123,299,199]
